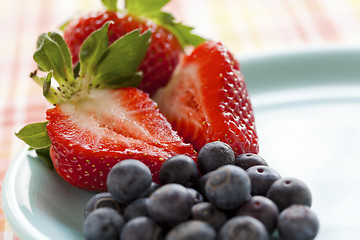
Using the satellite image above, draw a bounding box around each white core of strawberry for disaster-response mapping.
[60,89,161,146]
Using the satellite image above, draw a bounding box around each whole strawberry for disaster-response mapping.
[63,0,204,95]
[16,23,196,191]
[154,41,259,155]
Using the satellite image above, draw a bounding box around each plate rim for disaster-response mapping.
[236,44,360,62]
[2,148,48,240]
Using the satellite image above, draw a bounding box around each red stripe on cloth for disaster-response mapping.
[303,0,340,41]
[0,2,25,236]
[281,0,309,43]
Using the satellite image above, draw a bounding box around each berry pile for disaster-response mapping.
[12,1,319,239]
[83,141,319,240]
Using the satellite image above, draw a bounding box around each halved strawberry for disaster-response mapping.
[153,41,259,155]
[16,22,196,191]
[47,88,196,190]
[63,0,204,95]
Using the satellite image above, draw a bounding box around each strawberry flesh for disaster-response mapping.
[46,88,196,191]
[64,11,182,95]
[153,41,259,155]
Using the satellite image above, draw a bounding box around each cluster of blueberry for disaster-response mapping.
[83,141,319,240]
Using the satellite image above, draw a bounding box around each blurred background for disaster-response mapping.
[1,0,360,238]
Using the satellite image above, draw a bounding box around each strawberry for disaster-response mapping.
[16,23,196,191]
[46,88,196,190]
[153,41,259,155]
[63,0,204,95]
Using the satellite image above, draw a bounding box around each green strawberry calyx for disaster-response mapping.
[102,0,205,48]
[16,21,151,166]
[32,21,151,105]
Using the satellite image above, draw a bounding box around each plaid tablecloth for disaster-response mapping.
[1,0,359,238]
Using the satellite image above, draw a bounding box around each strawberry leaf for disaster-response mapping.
[102,0,118,11]
[73,62,80,78]
[79,21,111,79]
[155,12,205,47]
[35,147,53,169]
[32,32,78,104]
[42,72,52,97]
[15,122,51,149]
[96,72,143,89]
[34,32,74,85]
[126,0,169,16]
[48,32,73,73]
[125,0,205,47]
[92,29,151,88]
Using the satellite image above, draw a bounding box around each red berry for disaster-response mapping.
[46,88,196,191]
[153,41,259,155]
[64,11,182,95]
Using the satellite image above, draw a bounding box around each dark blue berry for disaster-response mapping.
[84,192,126,218]
[266,177,312,212]
[165,220,216,240]
[139,182,160,198]
[278,205,319,240]
[121,216,164,240]
[246,166,281,196]
[106,159,152,204]
[196,171,213,200]
[197,141,235,174]
[159,154,199,188]
[235,153,268,170]
[123,198,149,221]
[219,216,269,240]
[83,208,124,240]
[147,184,192,226]
[205,165,251,210]
[187,188,204,205]
[236,195,279,234]
[191,202,227,230]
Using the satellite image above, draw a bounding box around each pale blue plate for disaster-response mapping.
[3,48,360,239]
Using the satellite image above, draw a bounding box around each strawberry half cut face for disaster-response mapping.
[46,88,196,191]
[153,41,259,155]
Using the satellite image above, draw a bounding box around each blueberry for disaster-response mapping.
[191,202,227,230]
[84,192,126,218]
[187,188,204,205]
[236,196,279,234]
[235,153,268,170]
[219,216,269,240]
[139,182,160,198]
[121,216,164,240]
[196,171,213,200]
[159,154,199,187]
[278,205,319,240]
[123,198,149,221]
[107,159,152,204]
[266,177,312,212]
[197,141,235,174]
[165,220,216,240]
[246,166,281,196]
[147,184,192,226]
[83,208,124,240]
[205,165,251,210]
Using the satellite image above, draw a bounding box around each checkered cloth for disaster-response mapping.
[0,0,359,238]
